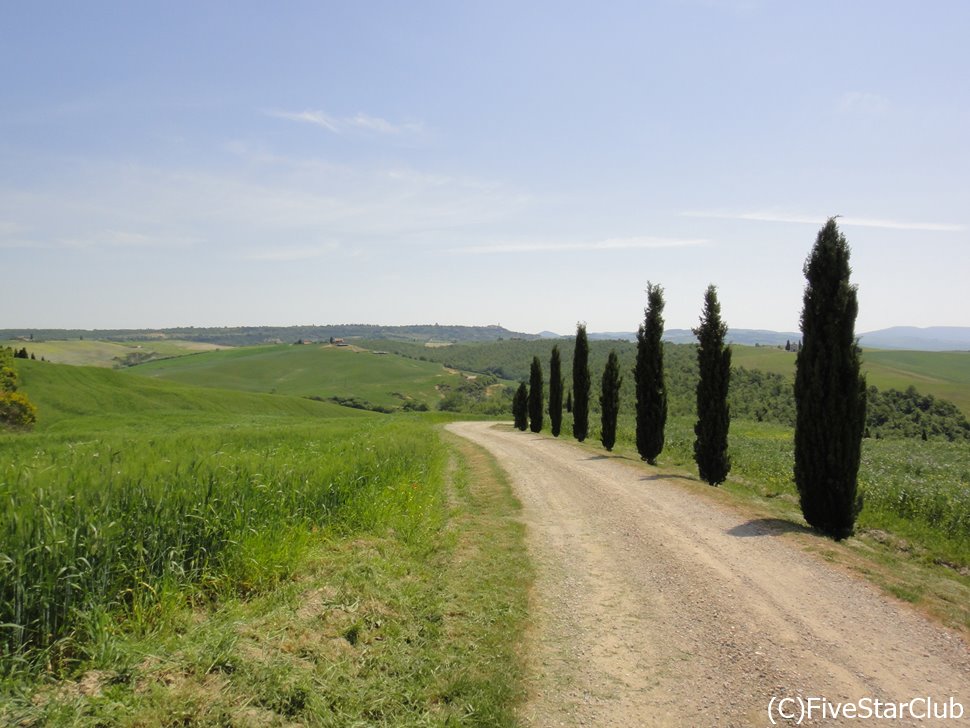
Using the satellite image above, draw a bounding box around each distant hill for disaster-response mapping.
[587,328,801,346]
[131,343,466,411]
[0,324,539,347]
[858,326,970,352]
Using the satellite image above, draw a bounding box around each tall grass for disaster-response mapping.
[0,418,445,676]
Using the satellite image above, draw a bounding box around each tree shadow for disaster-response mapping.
[639,473,696,482]
[727,518,812,538]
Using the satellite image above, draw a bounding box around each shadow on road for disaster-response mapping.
[727,518,811,538]
[639,473,695,482]
[582,454,639,462]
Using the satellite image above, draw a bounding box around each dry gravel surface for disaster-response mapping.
[446,422,969,727]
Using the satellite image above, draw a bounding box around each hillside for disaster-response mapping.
[356,338,970,429]
[730,346,970,416]
[0,338,227,368]
[130,343,467,410]
[13,358,366,433]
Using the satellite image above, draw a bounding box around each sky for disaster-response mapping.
[2,1,968,335]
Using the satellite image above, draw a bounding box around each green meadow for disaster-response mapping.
[132,343,461,410]
[1,360,528,725]
[731,345,970,415]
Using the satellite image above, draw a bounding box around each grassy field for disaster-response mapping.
[1,360,529,724]
[15,358,365,433]
[0,339,228,368]
[131,343,464,410]
[731,345,970,415]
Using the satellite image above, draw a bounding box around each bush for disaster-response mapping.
[0,391,37,429]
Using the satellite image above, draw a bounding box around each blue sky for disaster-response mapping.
[2,1,967,334]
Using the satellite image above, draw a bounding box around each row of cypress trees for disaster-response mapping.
[512,218,865,540]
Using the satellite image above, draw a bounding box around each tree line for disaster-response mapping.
[513,218,868,540]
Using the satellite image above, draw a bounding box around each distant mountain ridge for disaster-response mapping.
[571,327,970,351]
[857,327,970,352]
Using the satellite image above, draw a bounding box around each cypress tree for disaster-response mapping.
[513,383,529,431]
[693,285,731,485]
[549,345,564,437]
[572,323,590,441]
[600,350,622,451]
[635,283,667,464]
[528,356,544,433]
[794,218,867,540]
[565,390,573,414]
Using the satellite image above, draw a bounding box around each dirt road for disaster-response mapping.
[446,422,969,727]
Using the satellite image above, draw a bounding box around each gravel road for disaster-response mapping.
[446,422,969,727]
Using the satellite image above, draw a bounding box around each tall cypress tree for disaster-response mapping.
[572,324,591,441]
[513,382,529,431]
[693,285,732,485]
[549,345,564,437]
[600,350,622,451]
[528,356,544,433]
[794,218,867,540]
[635,283,667,464]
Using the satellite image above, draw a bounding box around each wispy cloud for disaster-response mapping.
[450,235,707,255]
[266,109,423,135]
[682,210,964,233]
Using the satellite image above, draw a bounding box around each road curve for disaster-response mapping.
[446,422,969,728]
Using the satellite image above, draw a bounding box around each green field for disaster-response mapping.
[15,357,366,433]
[131,343,463,410]
[731,345,970,415]
[1,359,528,724]
[1,338,228,368]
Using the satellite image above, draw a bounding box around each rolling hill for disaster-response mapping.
[13,358,367,434]
[731,346,970,415]
[0,338,227,368]
[129,343,465,410]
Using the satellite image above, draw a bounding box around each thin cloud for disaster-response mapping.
[266,110,341,132]
[450,236,707,255]
[682,210,964,233]
[266,109,422,135]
